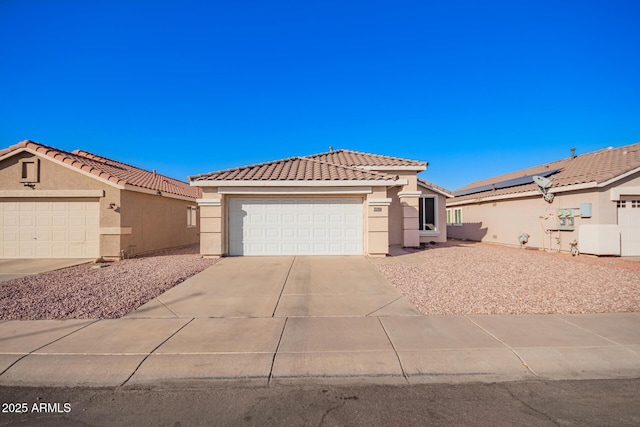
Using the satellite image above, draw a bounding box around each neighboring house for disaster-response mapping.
[447,143,640,256]
[0,140,200,259]
[189,149,451,257]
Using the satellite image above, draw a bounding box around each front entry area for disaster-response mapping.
[227,197,363,256]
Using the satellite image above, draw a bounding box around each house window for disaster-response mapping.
[187,206,197,228]
[19,158,40,183]
[418,196,437,233]
[446,208,463,225]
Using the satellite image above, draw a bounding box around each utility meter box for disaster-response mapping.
[557,208,575,230]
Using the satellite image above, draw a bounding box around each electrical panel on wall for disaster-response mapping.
[557,208,575,231]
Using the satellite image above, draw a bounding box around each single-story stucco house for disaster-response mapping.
[0,140,200,259]
[190,149,452,257]
[446,142,640,256]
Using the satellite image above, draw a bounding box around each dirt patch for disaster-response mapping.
[0,245,217,320]
[373,241,640,315]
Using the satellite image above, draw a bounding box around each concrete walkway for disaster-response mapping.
[0,256,639,388]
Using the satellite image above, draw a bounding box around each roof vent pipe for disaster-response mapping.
[571,147,576,159]
[329,146,333,152]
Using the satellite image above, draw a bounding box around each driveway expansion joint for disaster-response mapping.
[377,316,410,384]
[156,297,180,318]
[463,315,540,378]
[553,314,625,346]
[0,319,99,378]
[267,317,289,386]
[271,257,296,318]
[120,317,195,387]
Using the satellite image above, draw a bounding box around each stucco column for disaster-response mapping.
[198,196,223,256]
[398,191,421,248]
[366,194,391,257]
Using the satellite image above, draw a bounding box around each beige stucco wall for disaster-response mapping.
[119,190,199,257]
[366,186,390,257]
[447,172,640,253]
[198,187,224,256]
[375,170,421,248]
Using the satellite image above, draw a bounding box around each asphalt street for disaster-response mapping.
[1,379,639,426]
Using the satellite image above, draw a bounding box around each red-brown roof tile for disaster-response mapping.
[189,156,396,182]
[305,149,427,168]
[452,142,640,202]
[418,178,453,197]
[1,140,200,199]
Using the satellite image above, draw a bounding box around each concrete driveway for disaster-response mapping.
[0,258,93,281]
[3,256,639,387]
[127,256,421,318]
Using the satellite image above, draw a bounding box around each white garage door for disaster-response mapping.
[1,200,100,258]
[228,197,363,256]
[618,197,640,256]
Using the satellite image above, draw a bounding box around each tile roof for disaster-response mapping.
[305,149,427,168]
[189,156,396,182]
[452,142,640,202]
[1,140,200,199]
[417,178,454,197]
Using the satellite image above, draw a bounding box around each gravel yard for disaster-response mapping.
[0,245,217,320]
[373,241,640,315]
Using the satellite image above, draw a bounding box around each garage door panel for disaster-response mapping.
[35,230,51,242]
[36,215,51,226]
[229,197,363,256]
[68,245,89,257]
[52,246,67,257]
[2,202,18,212]
[1,200,99,259]
[52,215,68,226]
[2,245,18,257]
[36,202,51,212]
[3,230,18,242]
[3,215,19,227]
[20,202,35,212]
[69,215,87,226]
[619,197,640,256]
[297,214,311,223]
[20,216,35,226]
[35,246,51,257]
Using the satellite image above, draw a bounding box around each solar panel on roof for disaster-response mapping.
[454,168,561,197]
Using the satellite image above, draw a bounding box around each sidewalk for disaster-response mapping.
[1,312,639,388]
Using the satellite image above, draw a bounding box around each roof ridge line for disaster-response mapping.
[187,155,306,181]
[71,148,162,174]
[303,156,394,178]
[305,148,425,164]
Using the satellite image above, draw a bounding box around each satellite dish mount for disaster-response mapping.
[533,175,554,203]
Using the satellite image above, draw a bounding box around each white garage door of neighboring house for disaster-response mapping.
[618,197,640,256]
[228,197,363,256]
[1,200,100,258]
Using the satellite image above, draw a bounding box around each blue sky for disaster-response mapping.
[1,1,639,190]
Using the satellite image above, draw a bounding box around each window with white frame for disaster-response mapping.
[187,206,197,228]
[446,208,463,225]
[418,196,437,233]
